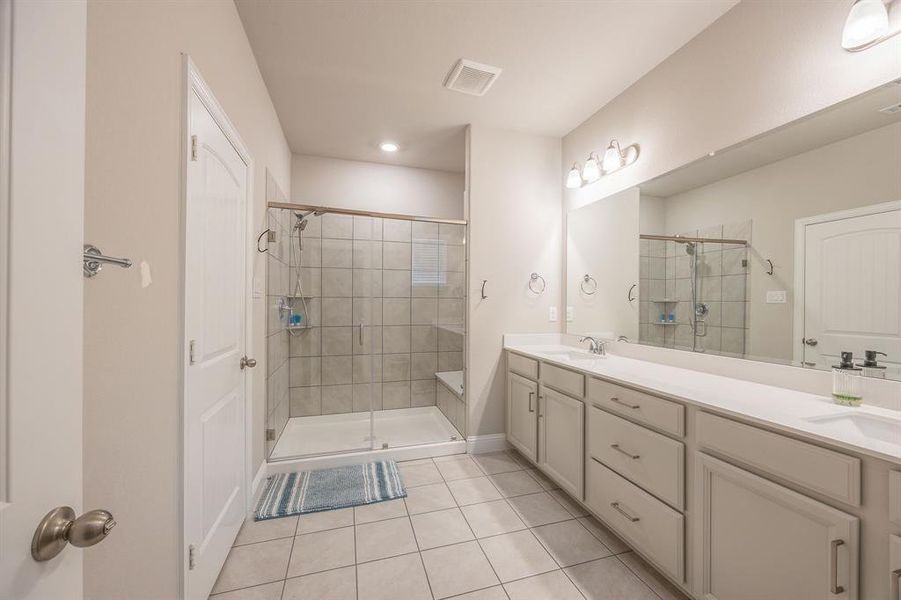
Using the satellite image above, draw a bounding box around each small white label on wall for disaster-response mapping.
[548,306,558,322]
[766,290,787,304]
[566,306,574,322]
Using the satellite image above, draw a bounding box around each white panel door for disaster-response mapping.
[803,207,901,368]
[0,1,87,598]
[184,85,249,600]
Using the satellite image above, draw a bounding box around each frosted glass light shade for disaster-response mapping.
[565,164,582,189]
[602,141,625,173]
[842,0,889,49]
[581,154,601,183]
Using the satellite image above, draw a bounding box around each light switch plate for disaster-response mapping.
[766,290,787,304]
[548,306,558,322]
[566,306,574,322]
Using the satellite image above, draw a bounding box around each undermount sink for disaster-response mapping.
[804,412,901,447]
[541,350,604,362]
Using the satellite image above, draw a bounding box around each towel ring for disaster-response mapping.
[528,273,546,295]
[581,274,598,295]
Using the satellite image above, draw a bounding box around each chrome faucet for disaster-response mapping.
[579,336,606,355]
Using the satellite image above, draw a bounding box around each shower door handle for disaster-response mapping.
[358,322,364,345]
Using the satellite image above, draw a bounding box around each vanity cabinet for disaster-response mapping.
[538,385,584,498]
[507,371,538,462]
[697,453,859,599]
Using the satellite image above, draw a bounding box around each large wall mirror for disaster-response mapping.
[567,82,901,381]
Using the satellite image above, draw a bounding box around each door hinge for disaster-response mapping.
[189,339,196,365]
[190,135,198,161]
[266,428,276,441]
[188,544,196,570]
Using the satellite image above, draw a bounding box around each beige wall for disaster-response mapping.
[292,154,464,220]
[466,126,562,436]
[661,121,901,361]
[563,1,901,213]
[83,1,291,598]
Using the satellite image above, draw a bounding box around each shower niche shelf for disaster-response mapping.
[653,321,679,326]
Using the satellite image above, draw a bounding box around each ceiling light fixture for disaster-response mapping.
[842,0,899,51]
[380,142,399,152]
[581,153,602,183]
[565,163,583,189]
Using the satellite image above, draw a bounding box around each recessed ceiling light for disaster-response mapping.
[380,142,399,152]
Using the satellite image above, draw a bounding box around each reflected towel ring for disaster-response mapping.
[581,274,598,295]
[528,273,546,295]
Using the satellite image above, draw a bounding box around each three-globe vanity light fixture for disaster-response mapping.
[565,139,640,189]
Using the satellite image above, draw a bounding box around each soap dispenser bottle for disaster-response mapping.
[832,351,863,406]
[859,350,887,379]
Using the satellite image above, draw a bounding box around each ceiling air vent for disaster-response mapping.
[444,59,502,97]
[878,102,901,115]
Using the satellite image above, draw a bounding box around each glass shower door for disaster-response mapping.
[374,218,467,449]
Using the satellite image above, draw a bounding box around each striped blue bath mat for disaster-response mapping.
[254,460,406,520]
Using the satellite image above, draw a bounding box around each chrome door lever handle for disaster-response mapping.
[240,356,257,370]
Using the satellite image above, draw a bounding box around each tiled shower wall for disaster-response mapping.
[639,220,751,357]
[275,211,466,419]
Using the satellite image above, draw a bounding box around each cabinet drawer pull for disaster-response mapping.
[830,539,845,595]
[892,568,901,600]
[610,396,640,410]
[611,443,640,460]
[528,391,535,413]
[610,501,640,522]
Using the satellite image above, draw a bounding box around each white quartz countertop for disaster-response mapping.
[504,340,901,465]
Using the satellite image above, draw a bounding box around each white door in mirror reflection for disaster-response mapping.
[803,206,901,370]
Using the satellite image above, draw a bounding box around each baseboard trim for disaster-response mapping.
[251,460,268,498]
[466,433,509,454]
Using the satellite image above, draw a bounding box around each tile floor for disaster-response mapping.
[210,451,689,600]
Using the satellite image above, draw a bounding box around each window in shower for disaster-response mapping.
[265,206,467,460]
[638,220,751,357]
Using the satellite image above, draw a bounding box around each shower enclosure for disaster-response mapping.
[265,203,467,462]
[638,223,750,357]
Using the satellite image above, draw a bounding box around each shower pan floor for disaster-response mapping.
[269,406,462,461]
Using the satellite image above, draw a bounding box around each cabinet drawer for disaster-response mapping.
[587,458,684,582]
[508,352,539,380]
[588,378,684,437]
[588,406,684,510]
[541,362,584,397]
[696,412,861,507]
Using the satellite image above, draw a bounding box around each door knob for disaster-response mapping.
[240,356,257,370]
[32,507,116,561]
[803,338,818,346]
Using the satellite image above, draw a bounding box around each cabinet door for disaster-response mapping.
[696,453,859,600]
[507,372,538,462]
[538,385,585,499]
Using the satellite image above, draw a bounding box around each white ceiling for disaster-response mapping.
[236,0,738,173]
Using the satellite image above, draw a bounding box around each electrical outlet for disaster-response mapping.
[766,290,787,304]
[566,306,574,322]
[549,306,558,322]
